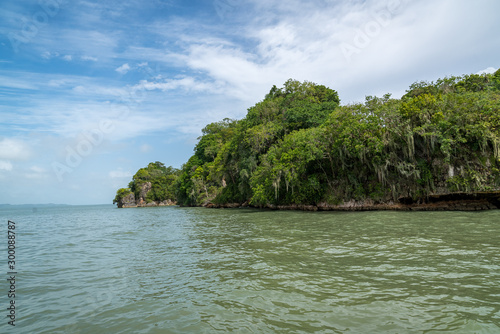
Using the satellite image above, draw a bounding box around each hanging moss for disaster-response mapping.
[115,74,500,208]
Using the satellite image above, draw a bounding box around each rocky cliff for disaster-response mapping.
[116,182,177,208]
[204,191,500,211]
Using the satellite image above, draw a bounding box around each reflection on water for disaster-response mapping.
[1,205,499,333]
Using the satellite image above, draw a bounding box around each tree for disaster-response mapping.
[116,73,500,208]
[113,188,132,205]
[127,162,179,203]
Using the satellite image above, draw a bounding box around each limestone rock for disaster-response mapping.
[118,193,136,208]
[116,182,177,208]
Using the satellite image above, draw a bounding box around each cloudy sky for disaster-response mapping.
[0,0,499,205]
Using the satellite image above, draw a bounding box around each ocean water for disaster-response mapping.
[1,205,499,333]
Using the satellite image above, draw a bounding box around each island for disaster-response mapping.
[114,71,500,211]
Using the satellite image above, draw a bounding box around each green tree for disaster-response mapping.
[116,73,500,208]
[127,162,179,203]
[113,188,132,205]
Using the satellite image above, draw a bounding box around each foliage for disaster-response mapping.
[173,79,341,206]
[124,161,179,203]
[113,188,132,205]
[115,73,500,207]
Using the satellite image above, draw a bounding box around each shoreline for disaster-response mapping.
[203,191,500,211]
[116,191,500,211]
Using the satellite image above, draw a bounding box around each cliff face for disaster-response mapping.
[117,193,136,208]
[204,191,500,211]
[117,182,177,208]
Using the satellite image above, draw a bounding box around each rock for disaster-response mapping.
[118,193,136,208]
[139,182,152,202]
[116,182,177,208]
[159,199,176,206]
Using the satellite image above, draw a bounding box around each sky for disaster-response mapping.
[0,0,499,205]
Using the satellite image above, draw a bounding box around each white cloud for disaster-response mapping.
[0,74,39,90]
[20,166,48,180]
[30,166,45,173]
[81,55,98,62]
[0,160,13,171]
[133,77,221,93]
[172,0,500,103]
[0,84,188,140]
[0,138,32,161]
[42,52,97,63]
[40,51,61,60]
[183,45,271,101]
[48,79,73,87]
[109,170,132,178]
[115,63,131,74]
[477,67,497,75]
[30,27,120,67]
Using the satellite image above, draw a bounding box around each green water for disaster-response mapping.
[1,205,499,333]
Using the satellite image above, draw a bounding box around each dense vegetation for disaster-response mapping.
[113,162,179,205]
[114,71,500,207]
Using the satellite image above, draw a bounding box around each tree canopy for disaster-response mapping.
[119,162,180,204]
[115,72,500,208]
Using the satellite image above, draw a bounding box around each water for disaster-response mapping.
[1,205,499,333]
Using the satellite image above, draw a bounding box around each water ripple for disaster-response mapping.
[1,206,499,333]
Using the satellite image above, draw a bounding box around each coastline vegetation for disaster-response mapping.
[113,162,179,206]
[114,70,500,208]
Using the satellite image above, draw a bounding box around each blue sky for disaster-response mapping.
[1,0,499,205]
